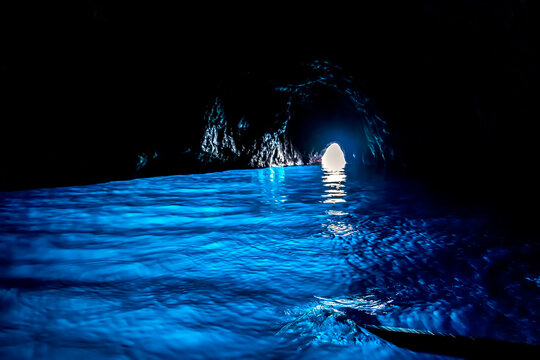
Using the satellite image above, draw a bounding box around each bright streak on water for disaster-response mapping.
[1,165,539,359]
[322,164,347,205]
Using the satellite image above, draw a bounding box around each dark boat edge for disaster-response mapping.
[363,325,540,359]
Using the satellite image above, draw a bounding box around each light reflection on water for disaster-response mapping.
[322,163,355,238]
[321,164,347,205]
[0,165,539,359]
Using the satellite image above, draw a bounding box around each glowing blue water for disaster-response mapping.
[1,165,539,359]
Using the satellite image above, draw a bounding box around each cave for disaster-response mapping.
[1,2,539,359]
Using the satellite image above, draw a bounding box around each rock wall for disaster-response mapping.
[195,60,390,171]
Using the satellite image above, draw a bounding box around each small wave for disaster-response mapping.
[277,294,394,349]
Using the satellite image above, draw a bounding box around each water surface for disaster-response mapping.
[1,165,539,359]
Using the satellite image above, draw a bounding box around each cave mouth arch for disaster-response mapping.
[322,142,346,170]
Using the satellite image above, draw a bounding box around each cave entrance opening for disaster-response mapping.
[322,143,346,171]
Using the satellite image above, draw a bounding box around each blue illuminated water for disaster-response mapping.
[1,165,539,359]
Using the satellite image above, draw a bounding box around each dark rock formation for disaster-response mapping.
[198,97,303,168]
[191,60,391,172]
[275,61,392,167]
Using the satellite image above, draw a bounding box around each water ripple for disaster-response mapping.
[1,166,539,359]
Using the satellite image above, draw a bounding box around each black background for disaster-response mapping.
[2,1,539,229]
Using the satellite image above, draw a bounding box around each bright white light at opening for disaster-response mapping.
[322,143,346,171]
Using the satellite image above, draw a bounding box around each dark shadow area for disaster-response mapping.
[1,1,539,233]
